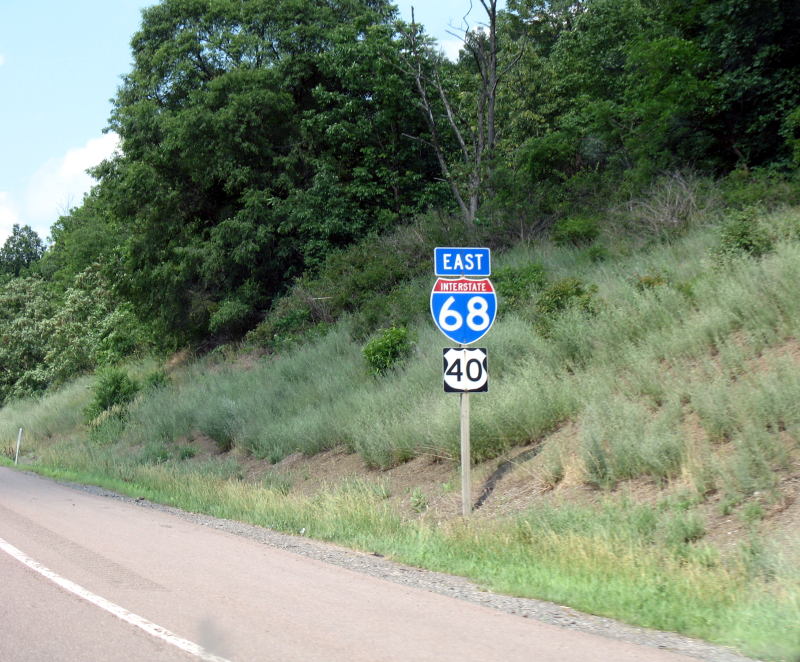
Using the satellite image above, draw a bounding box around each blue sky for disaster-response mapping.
[0,1,503,246]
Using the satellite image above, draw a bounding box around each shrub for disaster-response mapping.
[410,487,429,513]
[714,208,773,262]
[493,263,547,311]
[622,170,703,236]
[583,245,609,263]
[633,272,669,291]
[350,283,429,341]
[551,215,600,246]
[662,512,706,548]
[536,278,597,319]
[178,445,197,460]
[362,326,413,376]
[720,168,800,210]
[84,367,140,423]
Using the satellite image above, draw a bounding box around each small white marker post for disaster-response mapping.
[14,428,22,465]
[460,390,471,516]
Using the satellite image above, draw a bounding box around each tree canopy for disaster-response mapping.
[0,224,45,278]
[93,0,444,342]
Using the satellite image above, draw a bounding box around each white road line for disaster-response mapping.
[0,536,231,662]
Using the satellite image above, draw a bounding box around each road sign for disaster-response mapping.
[443,348,488,392]
[430,277,497,345]
[434,247,491,277]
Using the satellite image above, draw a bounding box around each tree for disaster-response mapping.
[95,0,442,344]
[502,0,800,197]
[0,266,146,406]
[0,277,55,402]
[0,224,45,277]
[401,0,515,227]
[658,0,800,168]
[38,190,120,288]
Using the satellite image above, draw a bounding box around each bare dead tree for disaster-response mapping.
[401,1,518,228]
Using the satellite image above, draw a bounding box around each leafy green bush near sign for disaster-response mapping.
[362,326,414,376]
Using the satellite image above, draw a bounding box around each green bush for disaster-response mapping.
[178,445,197,460]
[551,215,600,246]
[633,272,669,291]
[662,512,706,548]
[247,213,469,350]
[720,168,800,210]
[362,326,413,376]
[714,209,773,262]
[535,278,598,333]
[493,263,546,310]
[84,367,140,423]
[350,283,429,341]
[583,245,609,263]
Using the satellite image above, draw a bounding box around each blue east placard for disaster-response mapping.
[434,247,491,277]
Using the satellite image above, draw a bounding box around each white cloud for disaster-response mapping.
[0,53,5,67]
[23,132,120,235]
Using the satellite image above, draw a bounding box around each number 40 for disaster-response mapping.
[446,356,485,382]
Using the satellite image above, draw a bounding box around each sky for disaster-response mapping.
[0,0,503,246]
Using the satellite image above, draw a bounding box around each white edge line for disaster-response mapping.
[0,536,231,662]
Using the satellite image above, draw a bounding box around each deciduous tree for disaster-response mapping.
[0,224,45,277]
[400,0,516,227]
[97,0,442,344]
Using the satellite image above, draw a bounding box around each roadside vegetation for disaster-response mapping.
[2,0,800,659]
[4,174,800,660]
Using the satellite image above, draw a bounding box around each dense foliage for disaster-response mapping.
[500,0,800,212]
[2,0,799,405]
[0,267,144,404]
[94,0,444,342]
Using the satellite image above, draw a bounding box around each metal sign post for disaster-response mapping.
[431,248,495,517]
[460,391,471,517]
[442,346,488,516]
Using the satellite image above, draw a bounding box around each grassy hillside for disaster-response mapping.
[3,179,800,660]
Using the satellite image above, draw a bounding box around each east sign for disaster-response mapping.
[434,247,491,277]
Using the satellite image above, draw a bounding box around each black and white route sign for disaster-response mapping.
[443,348,488,393]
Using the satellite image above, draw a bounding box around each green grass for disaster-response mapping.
[48,211,800,478]
[0,375,93,443]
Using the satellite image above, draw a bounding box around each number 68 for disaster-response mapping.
[438,296,491,332]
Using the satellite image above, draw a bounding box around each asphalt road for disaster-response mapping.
[0,467,706,662]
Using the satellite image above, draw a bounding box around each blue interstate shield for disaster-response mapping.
[430,278,497,345]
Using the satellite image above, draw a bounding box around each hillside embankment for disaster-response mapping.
[3,199,800,661]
